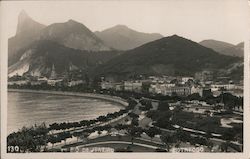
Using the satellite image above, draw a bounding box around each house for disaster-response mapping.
[195,71,213,81]
[211,84,236,91]
[47,79,63,86]
[124,81,133,91]
[68,80,84,87]
[191,85,203,96]
[115,83,123,91]
[149,84,190,96]
[132,81,143,93]
[124,81,143,92]
[181,77,194,84]
[166,86,191,96]
[101,81,115,90]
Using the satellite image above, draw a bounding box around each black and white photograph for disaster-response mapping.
[0,0,249,158]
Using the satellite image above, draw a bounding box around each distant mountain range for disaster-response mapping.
[199,40,244,57]
[95,25,163,50]
[8,11,243,80]
[94,35,241,80]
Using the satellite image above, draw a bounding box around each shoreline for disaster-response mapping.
[8,89,128,107]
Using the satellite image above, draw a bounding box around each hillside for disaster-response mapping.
[221,42,244,57]
[94,35,241,79]
[199,40,244,57]
[8,11,46,66]
[8,40,119,78]
[199,40,234,53]
[39,20,111,51]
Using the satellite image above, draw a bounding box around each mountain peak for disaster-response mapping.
[67,19,79,24]
[171,34,180,38]
[18,10,29,20]
[113,24,129,29]
[16,10,45,35]
[17,10,32,29]
[38,19,111,51]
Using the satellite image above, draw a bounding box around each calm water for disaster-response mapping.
[8,92,123,134]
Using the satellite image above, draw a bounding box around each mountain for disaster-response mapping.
[38,20,111,52]
[95,25,163,50]
[8,10,46,66]
[220,42,244,57]
[8,40,119,78]
[94,35,241,79]
[199,40,234,53]
[9,11,113,67]
[199,40,244,57]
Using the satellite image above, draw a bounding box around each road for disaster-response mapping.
[78,141,159,149]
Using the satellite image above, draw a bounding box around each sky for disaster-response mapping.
[1,0,249,44]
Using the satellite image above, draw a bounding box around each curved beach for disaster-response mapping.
[8,89,128,107]
[8,89,128,134]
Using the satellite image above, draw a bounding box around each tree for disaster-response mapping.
[58,132,71,145]
[48,135,58,149]
[155,116,172,129]
[158,101,170,111]
[84,74,90,86]
[174,128,190,143]
[222,130,236,141]
[160,134,174,151]
[146,127,161,141]
[207,140,214,151]
[98,130,102,136]
[187,93,201,101]
[220,141,230,152]
[205,131,212,140]
[128,126,143,145]
[131,118,139,127]
[91,76,101,90]
[128,112,139,119]
[73,131,82,142]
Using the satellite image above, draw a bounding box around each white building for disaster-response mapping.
[211,84,236,91]
[47,79,63,86]
[68,80,84,87]
[132,81,142,93]
[191,86,203,96]
[149,83,190,96]
[124,81,133,91]
[124,81,142,92]
[181,77,194,84]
